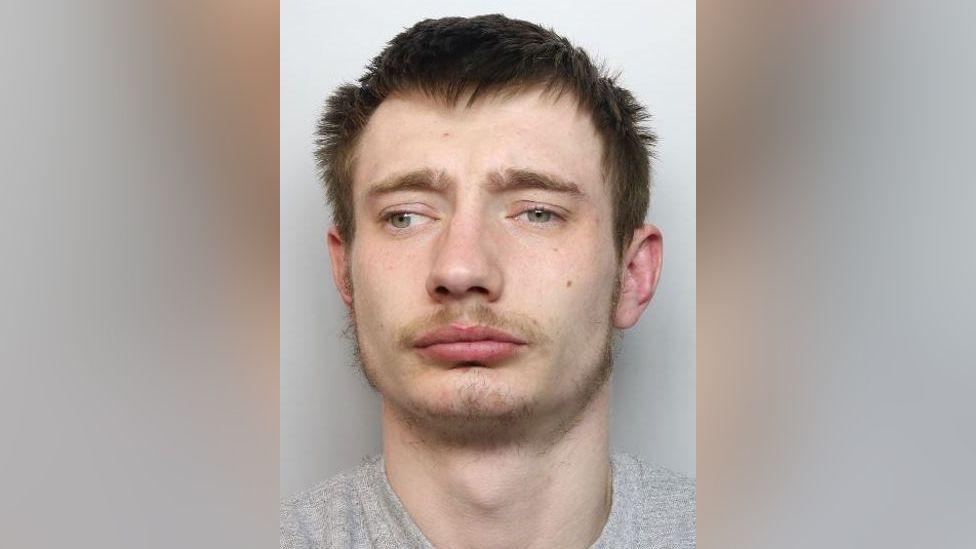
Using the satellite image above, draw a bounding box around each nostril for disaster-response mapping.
[433,285,491,296]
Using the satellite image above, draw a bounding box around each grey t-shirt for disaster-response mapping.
[281,451,695,548]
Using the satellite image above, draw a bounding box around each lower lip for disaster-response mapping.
[416,341,522,364]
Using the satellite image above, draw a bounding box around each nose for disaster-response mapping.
[425,214,503,303]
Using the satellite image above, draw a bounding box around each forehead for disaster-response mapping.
[351,88,606,200]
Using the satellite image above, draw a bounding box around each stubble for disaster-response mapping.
[341,268,622,453]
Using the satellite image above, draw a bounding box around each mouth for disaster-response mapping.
[412,324,527,365]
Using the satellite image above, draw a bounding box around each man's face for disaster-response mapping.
[330,88,627,447]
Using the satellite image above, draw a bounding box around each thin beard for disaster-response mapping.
[340,265,623,452]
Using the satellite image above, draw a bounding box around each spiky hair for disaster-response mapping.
[315,14,655,256]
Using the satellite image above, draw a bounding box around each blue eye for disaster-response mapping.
[519,207,559,224]
[389,212,413,228]
[526,208,552,223]
[384,211,433,231]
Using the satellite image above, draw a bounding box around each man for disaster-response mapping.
[282,14,694,549]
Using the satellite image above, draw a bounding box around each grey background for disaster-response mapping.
[281,0,695,498]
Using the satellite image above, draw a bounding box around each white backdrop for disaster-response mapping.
[281,0,695,498]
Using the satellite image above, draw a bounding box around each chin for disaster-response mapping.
[383,368,533,422]
[395,389,539,448]
[427,369,532,415]
[381,365,601,449]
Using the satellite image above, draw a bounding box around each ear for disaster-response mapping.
[613,224,663,329]
[327,227,354,307]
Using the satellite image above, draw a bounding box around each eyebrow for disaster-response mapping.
[364,167,586,200]
[487,169,586,198]
[365,168,452,199]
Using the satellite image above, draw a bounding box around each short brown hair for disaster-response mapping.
[315,14,655,256]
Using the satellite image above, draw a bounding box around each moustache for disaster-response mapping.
[396,304,550,349]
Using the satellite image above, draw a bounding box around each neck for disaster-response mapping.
[382,383,613,549]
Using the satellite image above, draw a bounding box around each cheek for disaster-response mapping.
[566,249,617,324]
[351,244,426,317]
[545,231,615,288]
[507,241,615,327]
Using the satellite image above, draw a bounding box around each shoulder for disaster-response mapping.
[604,452,696,548]
[281,457,379,549]
[629,454,696,508]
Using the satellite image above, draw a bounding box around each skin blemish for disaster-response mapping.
[566,280,572,287]
[441,132,451,137]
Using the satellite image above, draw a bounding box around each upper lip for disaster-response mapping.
[413,325,527,348]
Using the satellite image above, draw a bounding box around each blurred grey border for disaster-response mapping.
[1,1,278,548]
[698,0,976,547]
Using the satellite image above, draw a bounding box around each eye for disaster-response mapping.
[524,208,553,223]
[515,207,562,225]
[390,212,413,228]
[383,211,433,231]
